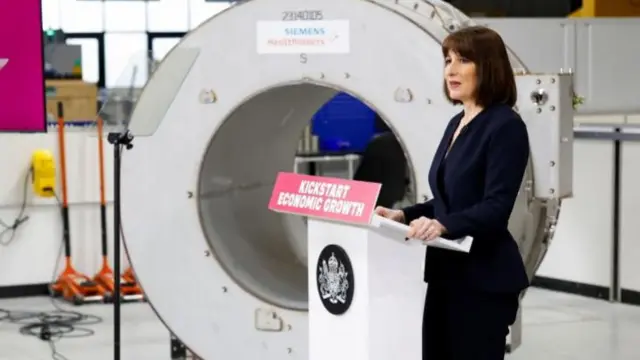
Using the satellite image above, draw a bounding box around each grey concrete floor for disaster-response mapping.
[0,288,636,360]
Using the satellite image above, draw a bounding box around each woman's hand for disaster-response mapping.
[374,206,405,223]
[408,217,447,242]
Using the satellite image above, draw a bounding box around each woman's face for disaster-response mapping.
[444,50,477,103]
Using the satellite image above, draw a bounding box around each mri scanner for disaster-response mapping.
[119,0,574,358]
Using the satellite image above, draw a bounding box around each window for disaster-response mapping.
[104,1,146,32]
[65,38,100,84]
[151,37,182,62]
[41,0,61,30]
[60,0,104,32]
[188,0,231,29]
[147,0,189,32]
[105,33,148,88]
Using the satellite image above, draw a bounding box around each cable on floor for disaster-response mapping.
[0,170,31,246]
[0,174,104,360]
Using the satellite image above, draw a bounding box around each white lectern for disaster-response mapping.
[267,172,472,360]
[308,214,472,360]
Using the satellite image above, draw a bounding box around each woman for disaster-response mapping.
[375,26,530,360]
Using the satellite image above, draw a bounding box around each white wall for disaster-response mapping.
[537,114,640,294]
[0,126,127,286]
[619,127,640,293]
[536,134,614,286]
[3,116,640,297]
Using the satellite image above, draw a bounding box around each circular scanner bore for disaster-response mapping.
[197,83,414,311]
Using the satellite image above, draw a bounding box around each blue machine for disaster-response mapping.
[311,92,377,153]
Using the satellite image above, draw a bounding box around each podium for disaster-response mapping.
[268,172,473,360]
[308,215,423,360]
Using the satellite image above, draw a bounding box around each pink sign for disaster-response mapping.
[268,172,381,225]
[0,0,46,132]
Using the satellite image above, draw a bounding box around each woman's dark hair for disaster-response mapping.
[442,26,517,108]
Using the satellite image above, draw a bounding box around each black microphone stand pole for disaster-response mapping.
[107,130,134,360]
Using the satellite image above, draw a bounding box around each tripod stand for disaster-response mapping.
[107,130,134,360]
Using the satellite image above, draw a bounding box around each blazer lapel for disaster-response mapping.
[428,116,460,208]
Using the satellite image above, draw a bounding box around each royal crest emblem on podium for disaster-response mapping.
[315,244,355,315]
[318,252,349,304]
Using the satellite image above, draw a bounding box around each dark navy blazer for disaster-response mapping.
[402,104,530,294]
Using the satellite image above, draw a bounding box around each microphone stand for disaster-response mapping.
[107,130,134,360]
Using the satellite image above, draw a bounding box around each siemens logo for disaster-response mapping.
[284,28,326,36]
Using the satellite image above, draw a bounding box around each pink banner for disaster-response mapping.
[0,0,46,132]
[268,172,381,225]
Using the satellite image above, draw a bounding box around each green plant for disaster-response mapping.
[572,94,585,109]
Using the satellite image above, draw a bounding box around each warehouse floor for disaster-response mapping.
[0,288,637,360]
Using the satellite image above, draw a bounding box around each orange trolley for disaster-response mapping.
[92,116,144,302]
[50,102,109,305]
